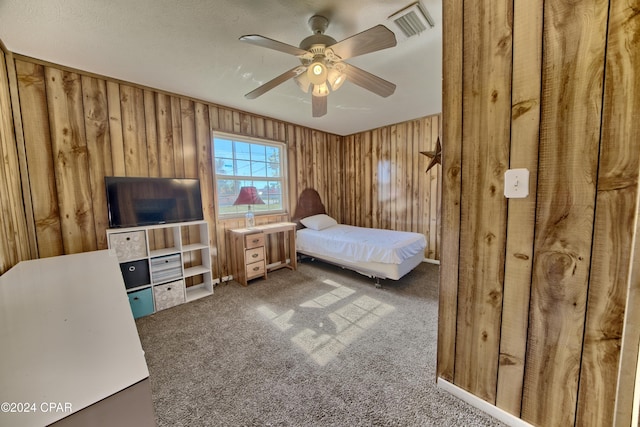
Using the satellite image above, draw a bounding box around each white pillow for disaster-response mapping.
[300,214,338,231]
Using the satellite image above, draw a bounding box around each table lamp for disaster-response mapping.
[233,186,264,228]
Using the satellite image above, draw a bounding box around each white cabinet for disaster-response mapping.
[0,251,154,427]
[107,220,213,318]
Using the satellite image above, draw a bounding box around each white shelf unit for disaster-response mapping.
[107,220,213,317]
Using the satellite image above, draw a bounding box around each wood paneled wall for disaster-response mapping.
[0,52,441,278]
[343,116,441,260]
[0,47,31,272]
[439,1,640,426]
[7,56,336,279]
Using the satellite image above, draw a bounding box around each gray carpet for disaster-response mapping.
[135,260,504,426]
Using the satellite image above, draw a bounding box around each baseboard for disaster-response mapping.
[423,258,440,265]
[436,378,533,427]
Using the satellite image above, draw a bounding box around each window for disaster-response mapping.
[213,134,286,217]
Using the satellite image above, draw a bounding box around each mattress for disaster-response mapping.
[296,224,427,265]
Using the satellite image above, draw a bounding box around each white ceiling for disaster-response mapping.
[0,0,442,136]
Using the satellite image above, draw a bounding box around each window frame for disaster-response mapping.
[212,132,288,219]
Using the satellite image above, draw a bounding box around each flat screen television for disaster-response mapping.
[105,176,204,228]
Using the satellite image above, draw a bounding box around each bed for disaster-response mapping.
[292,188,427,287]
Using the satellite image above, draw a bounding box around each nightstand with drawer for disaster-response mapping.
[230,230,267,286]
[228,222,296,286]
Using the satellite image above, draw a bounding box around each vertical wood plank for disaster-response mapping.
[438,0,464,381]
[5,51,38,262]
[380,127,391,230]
[144,90,159,177]
[171,96,184,178]
[15,60,63,258]
[614,166,640,427]
[195,101,219,278]
[338,132,345,222]
[265,119,275,140]
[304,129,314,197]
[156,93,175,177]
[521,0,608,424]
[238,112,250,135]
[221,108,234,133]
[209,105,220,131]
[363,131,372,228]
[106,81,125,176]
[417,119,428,246]
[343,135,353,223]
[389,125,398,230]
[495,0,543,416]
[454,0,512,402]
[81,75,113,249]
[429,117,440,259]
[370,130,379,228]
[252,116,265,138]
[397,123,409,229]
[435,115,442,260]
[311,130,322,198]
[300,127,310,192]
[579,0,640,424]
[181,98,197,179]
[354,133,362,225]
[120,85,148,176]
[232,110,241,134]
[45,67,97,253]
[0,51,31,270]
[410,121,420,234]
[286,124,298,216]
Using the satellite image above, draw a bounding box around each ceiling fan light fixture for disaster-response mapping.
[327,68,346,91]
[307,61,327,85]
[295,72,311,93]
[239,14,398,117]
[312,83,330,97]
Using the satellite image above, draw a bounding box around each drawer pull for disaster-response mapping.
[252,239,260,243]
[253,267,259,271]
[167,287,172,291]
[251,253,259,258]
[129,266,136,272]
[133,297,139,301]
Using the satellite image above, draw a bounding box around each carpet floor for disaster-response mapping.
[135,260,505,426]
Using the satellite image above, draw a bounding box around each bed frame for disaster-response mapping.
[292,188,424,287]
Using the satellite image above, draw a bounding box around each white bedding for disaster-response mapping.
[296,224,427,265]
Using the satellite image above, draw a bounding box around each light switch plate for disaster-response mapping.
[504,168,529,198]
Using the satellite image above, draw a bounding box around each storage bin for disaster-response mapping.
[153,280,185,311]
[120,259,150,289]
[109,231,147,261]
[150,254,182,283]
[128,288,154,319]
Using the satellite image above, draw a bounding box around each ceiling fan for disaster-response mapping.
[239,15,397,118]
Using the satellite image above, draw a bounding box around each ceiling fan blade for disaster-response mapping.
[328,25,397,60]
[344,63,396,98]
[245,67,303,99]
[312,95,327,117]
[239,34,308,57]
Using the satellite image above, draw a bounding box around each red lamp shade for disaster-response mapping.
[233,186,265,205]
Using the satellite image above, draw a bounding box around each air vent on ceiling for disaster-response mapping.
[389,2,435,40]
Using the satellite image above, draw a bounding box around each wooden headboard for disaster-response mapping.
[292,188,326,228]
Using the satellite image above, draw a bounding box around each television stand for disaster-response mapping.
[106,220,213,319]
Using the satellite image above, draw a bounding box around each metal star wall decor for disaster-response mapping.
[420,137,441,172]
